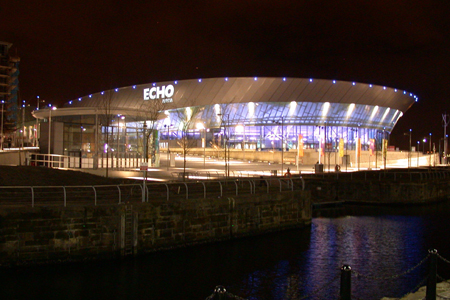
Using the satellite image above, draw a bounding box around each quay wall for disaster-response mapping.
[0,190,311,266]
[305,176,450,204]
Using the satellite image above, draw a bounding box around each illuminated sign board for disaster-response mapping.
[143,84,174,103]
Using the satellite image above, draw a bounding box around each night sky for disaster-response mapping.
[2,0,450,149]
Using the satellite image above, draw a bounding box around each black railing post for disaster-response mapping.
[340,265,352,300]
[426,249,438,300]
[213,285,227,300]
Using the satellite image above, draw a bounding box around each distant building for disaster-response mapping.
[33,77,417,167]
[0,41,20,147]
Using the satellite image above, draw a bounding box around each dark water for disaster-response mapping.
[3,203,450,300]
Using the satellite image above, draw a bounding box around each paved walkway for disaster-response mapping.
[81,153,415,181]
[83,154,343,181]
[381,280,450,299]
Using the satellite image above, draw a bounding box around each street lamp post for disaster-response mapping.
[217,113,229,178]
[0,100,4,150]
[196,123,206,169]
[404,129,412,168]
[48,106,57,166]
[164,124,172,170]
[273,117,285,175]
[417,141,420,167]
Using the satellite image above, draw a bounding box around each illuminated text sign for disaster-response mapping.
[143,84,174,103]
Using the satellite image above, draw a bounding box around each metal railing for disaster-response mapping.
[0,178,304,207]
[303,169,450,182]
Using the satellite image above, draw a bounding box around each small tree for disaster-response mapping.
[174,105,203,180]
[138,99,167,166]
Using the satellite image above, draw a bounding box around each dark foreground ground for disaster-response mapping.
[0,166,129,186]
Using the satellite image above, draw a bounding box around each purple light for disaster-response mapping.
[282,77,286,81]
[115,88,119,92]
[132,85,136,89]
[78,98,82,101]
[309,78,313,82]
[198,79,202,82]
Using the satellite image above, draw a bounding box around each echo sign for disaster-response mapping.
[143,85,174,103]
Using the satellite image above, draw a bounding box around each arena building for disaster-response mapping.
[32,77,417,169]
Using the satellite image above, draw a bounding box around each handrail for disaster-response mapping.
[0,178,304,207]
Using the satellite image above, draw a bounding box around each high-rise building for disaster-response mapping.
[0,41,20,137]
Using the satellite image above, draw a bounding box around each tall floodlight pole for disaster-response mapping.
[443,113,449,164]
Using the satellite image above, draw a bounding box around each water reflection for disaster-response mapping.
[2,202,450,300]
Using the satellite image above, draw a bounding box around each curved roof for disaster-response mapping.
[33,77,416,132]
[61,77,417,112]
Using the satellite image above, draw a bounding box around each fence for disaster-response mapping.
[0,178,304,207]
[205,249,450,300]
[302,169,450,182]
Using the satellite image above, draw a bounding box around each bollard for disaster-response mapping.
[340,265,352,300]
[213,285,227,300]
[426,249,438,300]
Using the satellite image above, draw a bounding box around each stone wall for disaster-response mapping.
[0,190,311,265]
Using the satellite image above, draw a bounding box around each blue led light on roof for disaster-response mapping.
[78,98,82,101]
[410,93,413,97]
[383,86,386,90]
[404,91,407,94]
[198,79,202,82]
[101,91,104,95]
[352,82,356,86]
[254,77,257,81]
[282,77,286,81]
[225,77,228,81]
[132,85,136,89]
[332,80,336,84]
[309,78,313,82]
[174,81,178,84]
[89,95,92,98]
[69,101,72,105]
[394,89,397,92]
[153,83,156,87]
[115,88,119,92]
[369,84,373,88]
